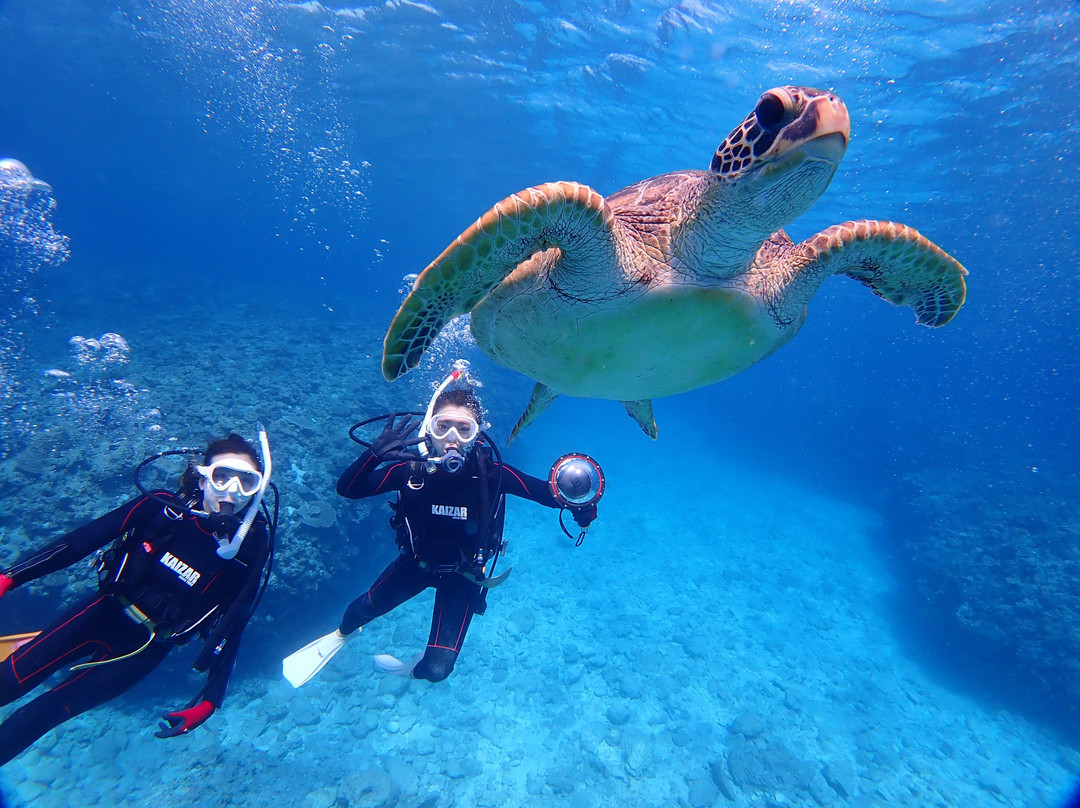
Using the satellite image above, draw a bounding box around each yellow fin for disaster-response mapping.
[0,631,40,662]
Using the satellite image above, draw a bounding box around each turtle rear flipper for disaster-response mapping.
[507,385,658,443]
[382,182,618,381]
[784,220,968,327]
[621,399,658,439]
[508,382,561,444]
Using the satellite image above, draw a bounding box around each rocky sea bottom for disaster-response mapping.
[1,464,1076,808]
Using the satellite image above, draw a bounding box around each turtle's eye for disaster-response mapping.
[755,93,788,132]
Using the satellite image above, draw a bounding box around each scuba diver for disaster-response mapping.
[284,360,603,686]
[0,429,277,765]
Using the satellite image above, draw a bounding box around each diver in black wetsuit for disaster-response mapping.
[283,362,598,686]
[0,432,275,765]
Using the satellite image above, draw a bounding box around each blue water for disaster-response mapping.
[1,0,1078,805]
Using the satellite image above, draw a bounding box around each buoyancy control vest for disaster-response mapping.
[389,445,506,574]
[95,499,259,645]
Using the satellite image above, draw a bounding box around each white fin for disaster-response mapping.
[282,629,353,688]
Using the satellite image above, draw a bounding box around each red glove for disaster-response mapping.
[155,700,215,738]
[0,573,13,599]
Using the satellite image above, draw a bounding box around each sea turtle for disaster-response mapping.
[382,85,968,440]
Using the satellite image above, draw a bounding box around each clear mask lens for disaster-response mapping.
[429,414,479,443]
[198,462,263,497]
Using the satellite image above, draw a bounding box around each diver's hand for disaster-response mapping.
[154,700,215,738]
[370,413,424,461]
[571,504,598,528]
[0,573,13,600]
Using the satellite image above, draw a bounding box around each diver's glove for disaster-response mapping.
[155,699,215,738]
[370,413,424,461]
[0,573,13,600]
[571,504,598,528]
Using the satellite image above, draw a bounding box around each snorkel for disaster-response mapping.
[419,359,482,474]
[216,422,272,560]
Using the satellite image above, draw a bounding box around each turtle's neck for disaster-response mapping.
[671,175,784,279]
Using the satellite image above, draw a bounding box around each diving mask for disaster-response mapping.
[196,460,264,498]
[428,413,479,444]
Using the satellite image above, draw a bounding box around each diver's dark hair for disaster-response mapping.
[203,433,262,471]
[433,388,483,421]
[178,433,261,495]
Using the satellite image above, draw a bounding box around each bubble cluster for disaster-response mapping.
[397,272,419,296]
[0,158,71,280]
[0,159,71,453]
[123,1,371,244]
[41,333,161,444]
[427,314,477,365]
[392,271,483,391]
[69,333,131,370]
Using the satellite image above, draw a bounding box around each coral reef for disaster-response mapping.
[895,466,1080,713]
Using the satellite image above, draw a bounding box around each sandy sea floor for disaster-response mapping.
[1,458,1076,808]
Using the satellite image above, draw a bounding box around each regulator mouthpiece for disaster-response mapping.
[208,507,241,538]
[549,453,605,508]
[441,448,465,474]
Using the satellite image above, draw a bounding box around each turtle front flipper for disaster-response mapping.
[778,220,968,327]
[382,182,617,381]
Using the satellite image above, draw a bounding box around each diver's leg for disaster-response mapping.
[413,574,484,682]
[0,595,117,706]
[0,597,169,765]
[339,555,430,635]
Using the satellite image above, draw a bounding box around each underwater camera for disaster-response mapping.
[548,453,605,509]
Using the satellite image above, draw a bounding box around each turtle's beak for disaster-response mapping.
[778,91,850,160]
[814,92,851,140]
[803,132,848,163]
[755,135,845,184]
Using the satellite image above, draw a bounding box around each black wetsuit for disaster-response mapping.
[0,491,268,764]
[337,446,559,682]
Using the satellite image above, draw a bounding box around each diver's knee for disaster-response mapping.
[415,649,457,682]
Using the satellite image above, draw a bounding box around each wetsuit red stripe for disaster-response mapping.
[428,588,473,653]
[342,455,376,490]
[501,466,529,493]
[430,601,446,650]
[366,560,408,608]
[197,572,220,595]
[51,663,106,696]
[10,596,111,684]
[118,495,154,532]
[372,462,407,492]
[451,589,475,651]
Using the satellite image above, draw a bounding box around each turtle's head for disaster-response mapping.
[709,86,850,228]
